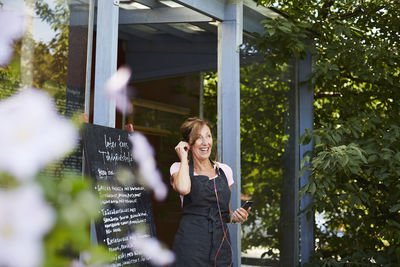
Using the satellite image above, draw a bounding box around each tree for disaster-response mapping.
[254,0,400,265]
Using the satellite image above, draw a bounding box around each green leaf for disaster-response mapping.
[350,195,362,207]
[267,28,276,36]
[310,182,316,195]
[390,203,400,213]
[394,152,400,162]
[338,155,349,167]
[368,154,378,163]
[349,166,359,174]
[299,183,310,196]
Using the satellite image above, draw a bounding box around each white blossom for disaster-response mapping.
[70,258,111,267]
[0,89,78,180]
[69,251,113,267]
[129,133,168,200]
[104,66,133,114]
[129,233,175,266]
[0,185,54,267]
[0,6,25,66]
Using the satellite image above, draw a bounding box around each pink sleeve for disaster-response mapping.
[170,162,180,186]
[170,162,181,176]
[219,163,234,187]
[170,162,184,206]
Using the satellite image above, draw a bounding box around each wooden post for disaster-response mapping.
[299,50,314,264]
[91,0,119,245]
[217,1,243,266]
[280,59,300,266]
[93,0,119,127]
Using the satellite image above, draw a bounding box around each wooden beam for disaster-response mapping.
[243,0,282,19]
[173,0,225,21]
[119,7,212,24]
[71,6,213,26]
[243,5,265,35]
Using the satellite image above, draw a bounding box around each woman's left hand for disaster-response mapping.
[231,207,251,223]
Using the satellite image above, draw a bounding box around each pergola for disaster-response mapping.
[82,0,314,265]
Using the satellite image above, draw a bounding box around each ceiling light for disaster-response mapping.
[159,1,184,8]
[119,2,151,10]
[186,24,206,32]
[169,23,206,33]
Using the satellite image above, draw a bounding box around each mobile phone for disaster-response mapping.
[241,200,253,210]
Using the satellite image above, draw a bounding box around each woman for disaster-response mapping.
[170,117,250,266]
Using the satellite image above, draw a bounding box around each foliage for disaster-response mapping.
[37,170,114,267]
[255,0,400,265]
[301,115,400,265]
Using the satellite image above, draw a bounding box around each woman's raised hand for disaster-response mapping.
[231,207,251,223]
[175,141,190,161]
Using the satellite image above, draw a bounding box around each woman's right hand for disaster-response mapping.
[175,141,190,161]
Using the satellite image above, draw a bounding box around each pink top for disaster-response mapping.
[170,162,234,186]
[170,162,234,205]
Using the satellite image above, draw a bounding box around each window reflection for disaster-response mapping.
[0,0,92,174]
[237,38,292,262]
[0,0,91,117]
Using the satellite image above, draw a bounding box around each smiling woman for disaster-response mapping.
[170,117,251,266]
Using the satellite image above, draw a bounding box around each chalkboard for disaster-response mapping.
[82,123,156,266]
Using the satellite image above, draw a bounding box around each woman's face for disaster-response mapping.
[191,125,213,161]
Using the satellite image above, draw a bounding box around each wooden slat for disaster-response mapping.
[132,98,190,115]
[133,125,172,136]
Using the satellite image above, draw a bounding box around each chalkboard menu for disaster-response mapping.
[82,123,156,266]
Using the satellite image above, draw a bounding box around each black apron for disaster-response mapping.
[173,160,232,266]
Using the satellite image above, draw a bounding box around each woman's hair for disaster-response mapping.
[180,117,212,146]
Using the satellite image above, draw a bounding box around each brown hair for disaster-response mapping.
[180,117,212,146]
